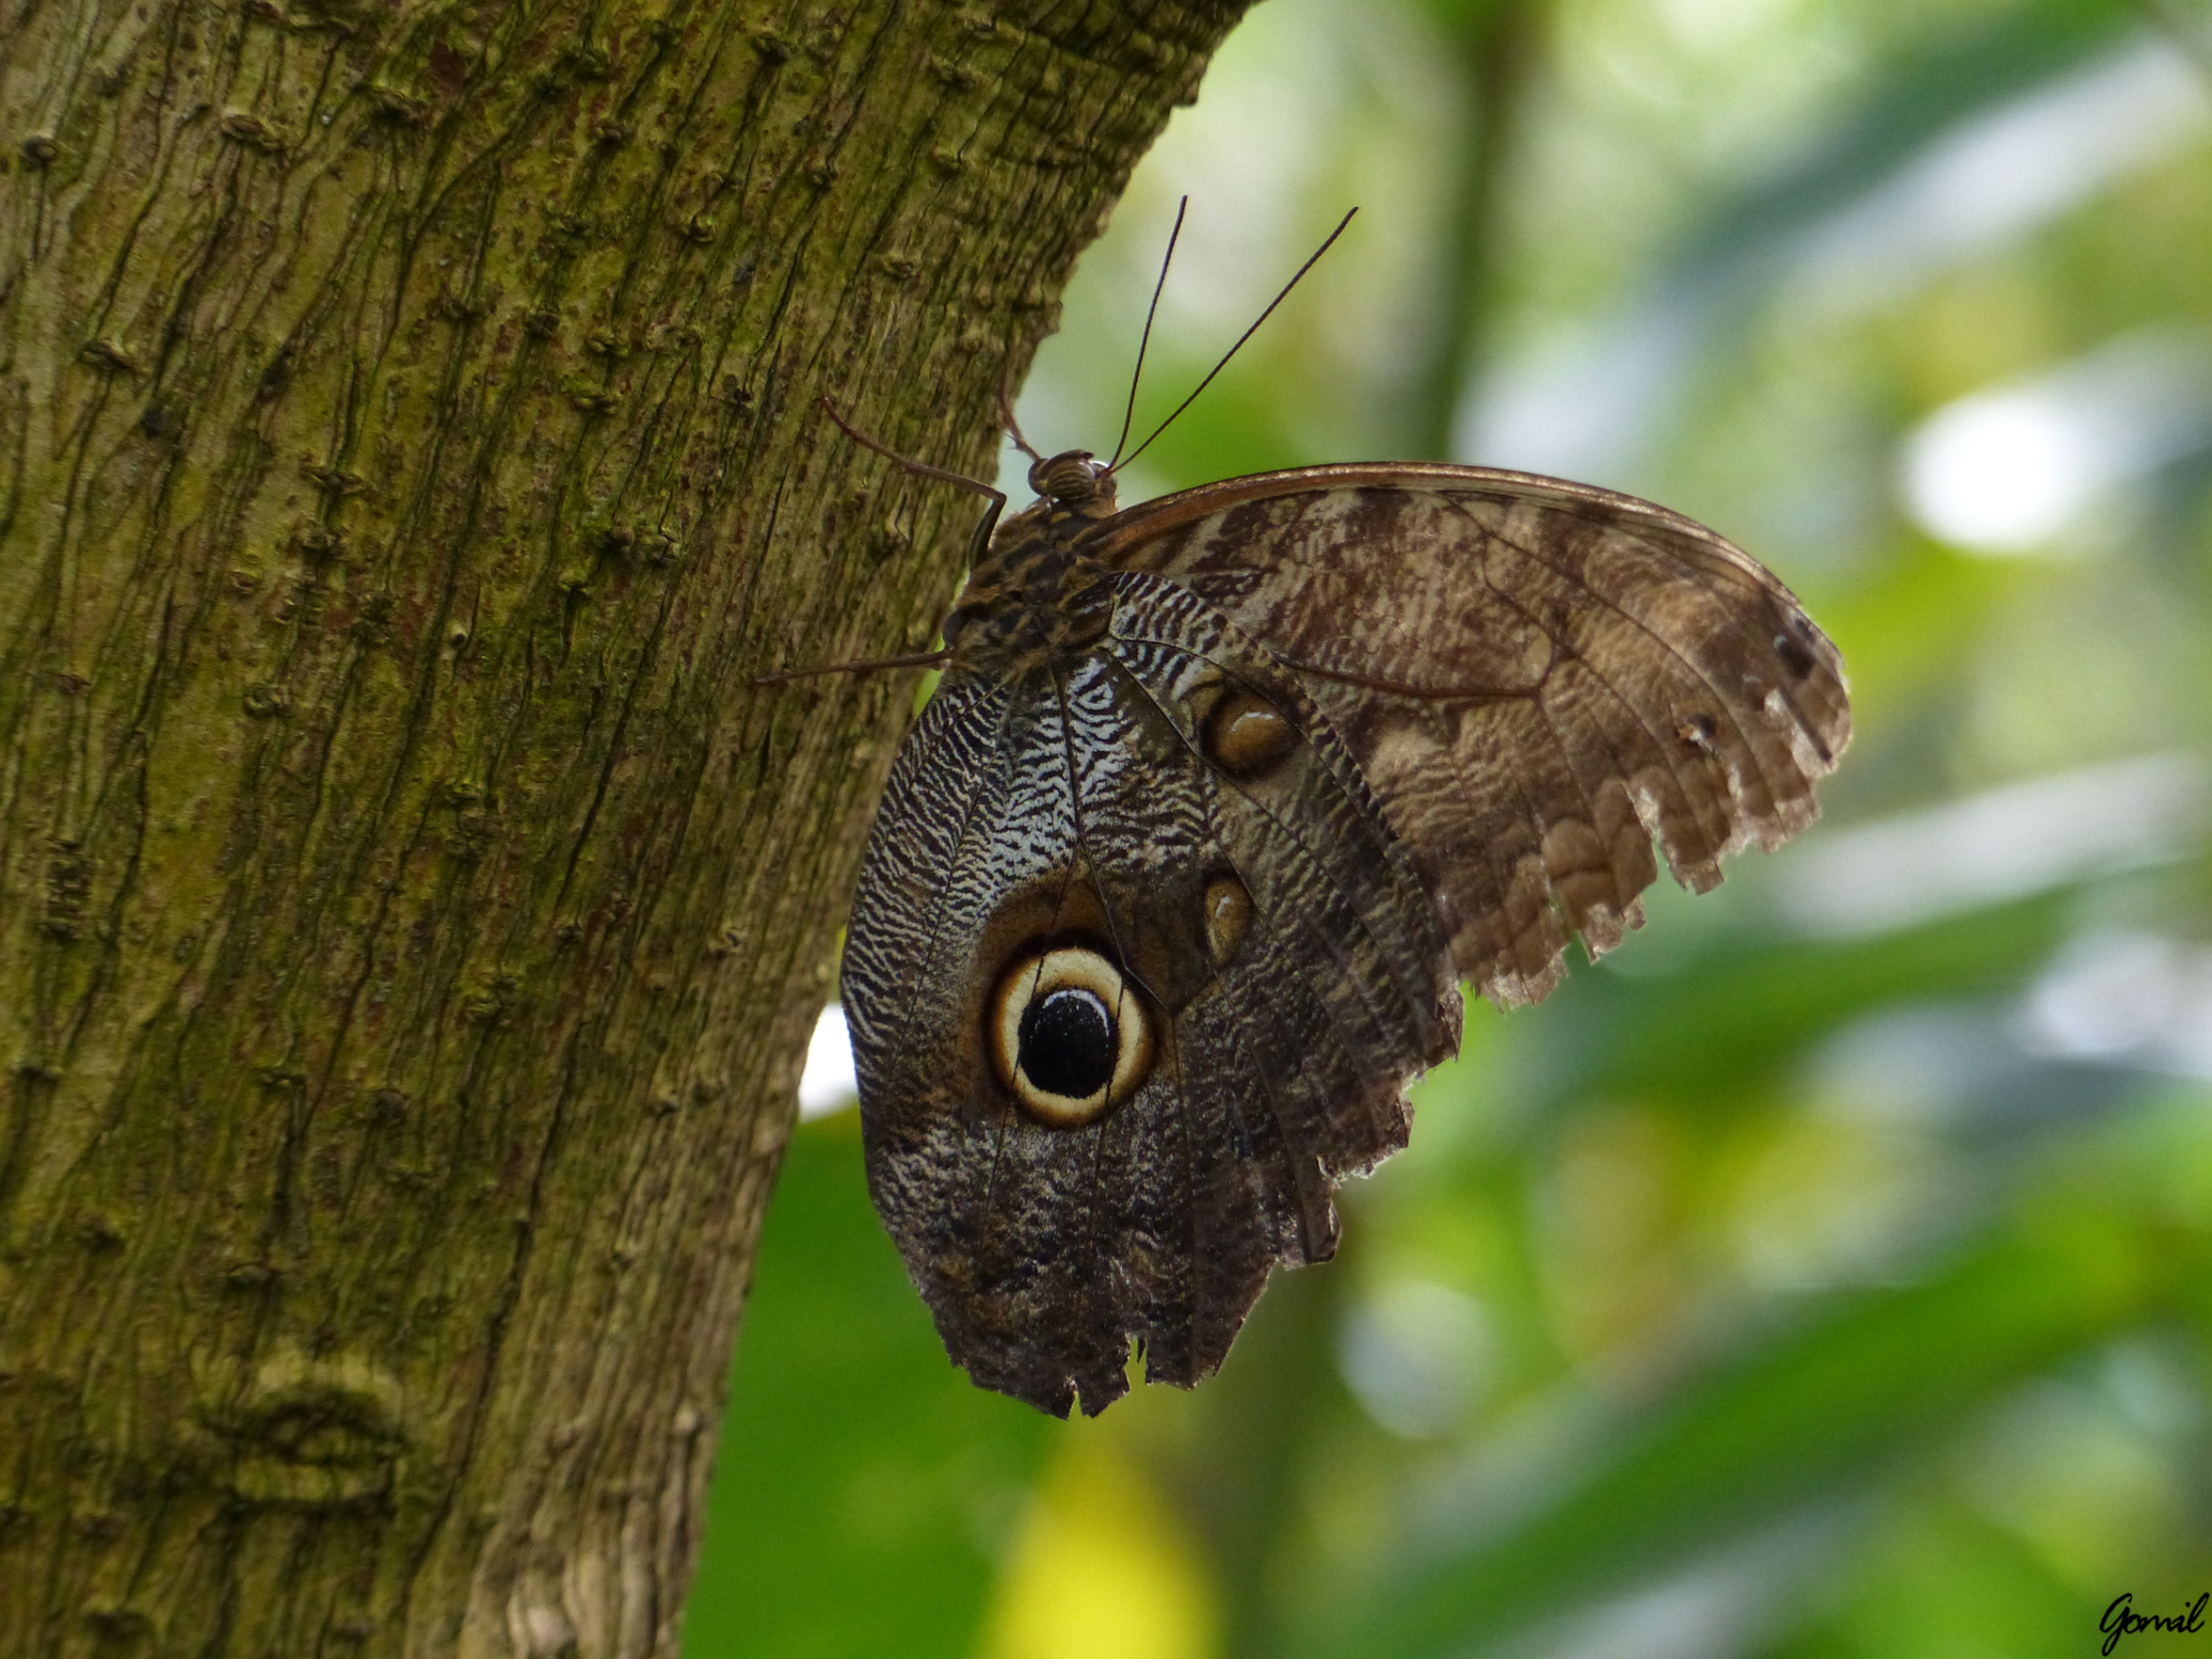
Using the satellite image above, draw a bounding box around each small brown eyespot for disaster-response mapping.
[1201,688,1296,778]
[1203,874,1254,966]
[986,947,1153,1127]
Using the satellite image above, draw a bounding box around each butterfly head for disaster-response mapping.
[1027,451,1118,518]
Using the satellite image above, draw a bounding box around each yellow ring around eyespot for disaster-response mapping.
[986,946,1152,1128]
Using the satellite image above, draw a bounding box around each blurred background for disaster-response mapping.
[688,0,2212,1653]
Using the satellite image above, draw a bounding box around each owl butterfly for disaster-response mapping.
[821,217,1850,1418]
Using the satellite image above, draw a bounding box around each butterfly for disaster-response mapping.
[815,218,1850,1418]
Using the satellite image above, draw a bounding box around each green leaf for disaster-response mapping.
[1517,892,2072,1114]
[1306,1211,2192,1659]
[1667,0,2142,295]
[683,1115,1053,1659]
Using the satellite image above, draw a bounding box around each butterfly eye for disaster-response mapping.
[1028,451,1107,509]
[1202,689,1297,778]
[988,947,1154,1127]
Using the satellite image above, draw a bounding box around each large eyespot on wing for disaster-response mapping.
[986,944,1154,1127]
[1085,465,1851,1006]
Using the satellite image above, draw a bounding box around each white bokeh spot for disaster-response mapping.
[797,1005,857,1120]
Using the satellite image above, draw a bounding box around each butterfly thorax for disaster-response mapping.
[941,452,1121,676]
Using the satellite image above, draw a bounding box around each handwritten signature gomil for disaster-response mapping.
[2104,1593,2209,1654]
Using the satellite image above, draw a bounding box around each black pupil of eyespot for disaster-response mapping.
[1018,986,1116,1099]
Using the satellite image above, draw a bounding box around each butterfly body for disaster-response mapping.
[934,454,1124,676]
[841,451,1849,1417]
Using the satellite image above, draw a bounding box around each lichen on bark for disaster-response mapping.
[0,0,1250,1651]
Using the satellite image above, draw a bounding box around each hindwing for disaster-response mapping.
[844,588,1457,1416]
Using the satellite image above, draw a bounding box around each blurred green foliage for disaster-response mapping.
[687,1111,1054,1659]
[686,0,2212,1654]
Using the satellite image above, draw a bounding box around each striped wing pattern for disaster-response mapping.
[844,615,1457,1416]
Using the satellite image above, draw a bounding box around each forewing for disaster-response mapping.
[1090,466,1851,1005]
[842,631,1456,1417]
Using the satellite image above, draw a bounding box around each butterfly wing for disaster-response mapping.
[842,629,1458,1416]
[1087,465,1851,1005]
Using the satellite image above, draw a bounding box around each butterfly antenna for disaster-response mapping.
[999,369,1042,463]
[1107,196,1189,470]
[1114,206,1357,475]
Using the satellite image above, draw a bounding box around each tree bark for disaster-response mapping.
[0,0,1249,1652]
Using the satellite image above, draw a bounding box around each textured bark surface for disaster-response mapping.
[0,0,1249,1652]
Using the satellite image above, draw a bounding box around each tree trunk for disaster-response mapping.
[0,0,1248,1652]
